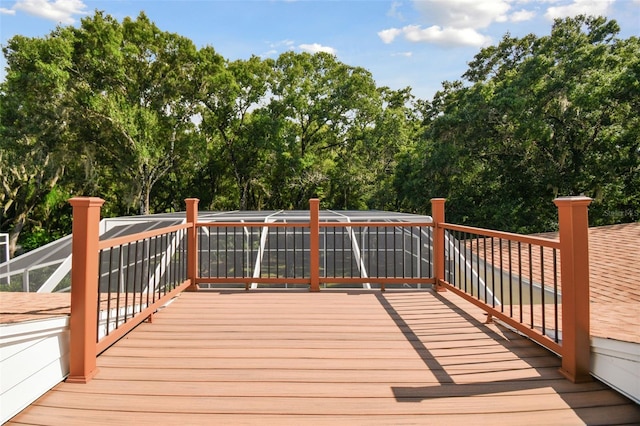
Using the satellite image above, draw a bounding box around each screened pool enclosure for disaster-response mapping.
[1,207,558,311]
[0,209,438,293]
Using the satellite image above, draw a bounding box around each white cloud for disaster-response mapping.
[263,40,296,58]
[378,28,403,44]
[299,43,337,55]
[380,0,541,47]
[510,9,536,22]
[545,0,614,20]
[403,24,492,47]
[392,51,413,57]
[0,7,16,15]
[412,0,511,29]
[270,39,295,48]
[13,0,88,24]
[387,1,404,20]
[378,24,492,48]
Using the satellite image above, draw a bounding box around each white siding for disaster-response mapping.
[0,317,69,423]
[591,337,640,404]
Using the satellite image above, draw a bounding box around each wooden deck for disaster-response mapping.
[8,290,640,425]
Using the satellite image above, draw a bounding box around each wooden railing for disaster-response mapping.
[439,223,562,351]
[431,197,592,383]
[66,198,197,383]
[67,196,591,384]
[194,199,434,291]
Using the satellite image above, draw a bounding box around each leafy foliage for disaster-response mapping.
[397,16,639,232]
[1,12,637,256]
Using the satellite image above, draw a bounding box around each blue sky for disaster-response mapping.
[1,0,639,100]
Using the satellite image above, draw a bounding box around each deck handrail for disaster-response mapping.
[194,201,435,291]
[97,223,191,250]
[67,198,197,383]
[67,196,591,384]
[439,223,561,249]
[431,197,592,383]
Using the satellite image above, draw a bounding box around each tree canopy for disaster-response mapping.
[1,12,638,256]
[396,16,639,232]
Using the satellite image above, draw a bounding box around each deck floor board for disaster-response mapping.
[8,290,640,425]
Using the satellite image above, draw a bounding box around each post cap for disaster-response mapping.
[69,197,105,207]
[553,196,592,207]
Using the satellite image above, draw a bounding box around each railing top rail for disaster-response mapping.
[98,223,191,250]
[320,221,433,228]
[197,221,433,228]
[197,221,308,228]
[441,222,561,249]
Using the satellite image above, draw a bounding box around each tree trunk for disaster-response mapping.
[140,183,151,215]
[8,212,27,258]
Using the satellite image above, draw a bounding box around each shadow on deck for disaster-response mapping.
[8,290,640,425]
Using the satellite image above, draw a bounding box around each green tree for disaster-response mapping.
[269,51,381,208]
[196,52,275,210]
[70,12,200,215]
[0,29,76,255]
[467,16,640,229]
[399,16,639,232]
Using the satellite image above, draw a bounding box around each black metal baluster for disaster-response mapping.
[491,237,495,308]
[124,242,132,322]
[518,242,523,322]
[158,234,164,297]
[241,226,246,279]
[359,228,364,278]
[450,231,455,286]
[203,228,209,280]
[266,227,271,279]
[159,234,166,298]
[540,246,546,337]
[400,227,406,278]
[145,237,151,311]
[301,226,305,279]
[168,232,173,291]
[216,227,220,278]
[343,227,347,278]
[463,233,468,293]
[106,247,114,336]
[529,244,534,328]
[97,250,104,343]
[457,231,462,290]
[483,236,488,304]
[508,240,513,317]
[293,227,297,278]
[393,226,397,279]
[115,244,123,331]
[226,227,231,279]
[284,226,288,278]
[152,235,159,303]
[410,227,415,279]
[553,249,559,343]
[499,238,504,312]
[132,240,140,317]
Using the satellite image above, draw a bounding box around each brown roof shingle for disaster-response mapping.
[586,222,640,343]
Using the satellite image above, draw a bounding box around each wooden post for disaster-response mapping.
[554,196,592,383]
[185,198,200,292]
[431,198,446,292]
[309,198,320,292]
[67,197,104,384]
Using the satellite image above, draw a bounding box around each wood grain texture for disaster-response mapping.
[8,290,640,425]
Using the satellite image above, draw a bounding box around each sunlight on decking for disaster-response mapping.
[8,291,640,425]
